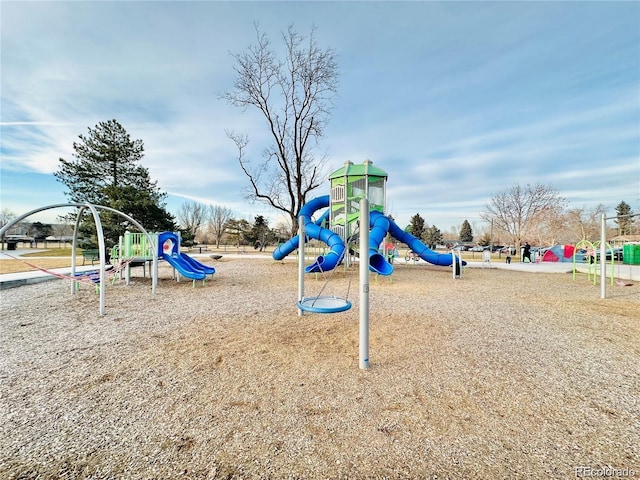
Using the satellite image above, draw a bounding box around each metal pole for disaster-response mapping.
[298,216,305,316]
[490,218,493,256]
[72,207,83,297]
[83,203,107,316]
[359,198,370,369]
[344,162,350,268]
[600,213,606,299]
[452,249,456,280]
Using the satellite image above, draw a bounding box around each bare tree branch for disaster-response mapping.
[481,183,567,251]
[221,23,338,234]
[207,204,234,248]
[176,201,206,238]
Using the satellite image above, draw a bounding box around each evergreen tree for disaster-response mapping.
[409,213,426,240]
[225,218,251,247]
[615,201,632,235]
[459,220,473,242]
[28,222,53,241]
[423,225,443,250]
[55,120,175,247]
[247,215,271,251]
[179,227,197,248]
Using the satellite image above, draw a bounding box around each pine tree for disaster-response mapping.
[423,225,443,250]
[247,215,271,251]
[409,213,426,239]
[459,220,473,242]
[55,119,175,247]
[615,201,632,235]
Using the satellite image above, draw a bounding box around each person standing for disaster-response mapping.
[522,242,532,263]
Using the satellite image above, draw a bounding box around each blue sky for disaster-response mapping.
[1,1,639,235]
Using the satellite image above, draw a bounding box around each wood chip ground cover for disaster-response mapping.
[1,258,638,479]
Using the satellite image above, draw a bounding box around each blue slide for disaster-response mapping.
[368,211,394,275]
[272,196,464,275]
[273,195,346,273]
[163,253,208,280]
[179,252,215,275]
[388,220,465,267]
[273,195,389,274]
[273,199,330,262]
[158,231,215,280]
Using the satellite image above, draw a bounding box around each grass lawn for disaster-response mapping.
[0,248,86,274]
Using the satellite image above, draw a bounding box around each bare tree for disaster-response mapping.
[0,208,15,227]
[207,205,233,248]
[0,208,16,250]
[53,219,74,247]
[176,201,206,239]
[222,24,339,235]
[525,207,565,246]
[564,204,607,242]
[482,183,567,250]
[273,220,292,245]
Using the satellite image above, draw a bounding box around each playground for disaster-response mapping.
[1,255,638,478]
[1,158,638,477]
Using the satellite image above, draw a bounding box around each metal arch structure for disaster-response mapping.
[0,203,158,315]
[600,212,640,299]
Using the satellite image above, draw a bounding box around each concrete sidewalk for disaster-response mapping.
[0,266,107,290]
[463,259,640,281]
[0,249,107,290]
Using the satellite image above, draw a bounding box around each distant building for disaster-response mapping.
[610,235,640,246]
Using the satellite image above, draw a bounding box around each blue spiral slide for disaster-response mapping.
[273,196,464,275]
[273,196,345,273]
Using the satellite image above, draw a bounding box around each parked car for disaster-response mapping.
[587,247,623,263]
[573,248,589,263]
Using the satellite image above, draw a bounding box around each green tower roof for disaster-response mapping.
[329,160,388,180]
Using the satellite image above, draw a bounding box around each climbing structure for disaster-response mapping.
[273,160,465,275]
[329,159,387,243]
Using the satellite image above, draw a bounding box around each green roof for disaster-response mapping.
[329,160,388,180]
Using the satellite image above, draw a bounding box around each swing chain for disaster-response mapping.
[308,246,355,307]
